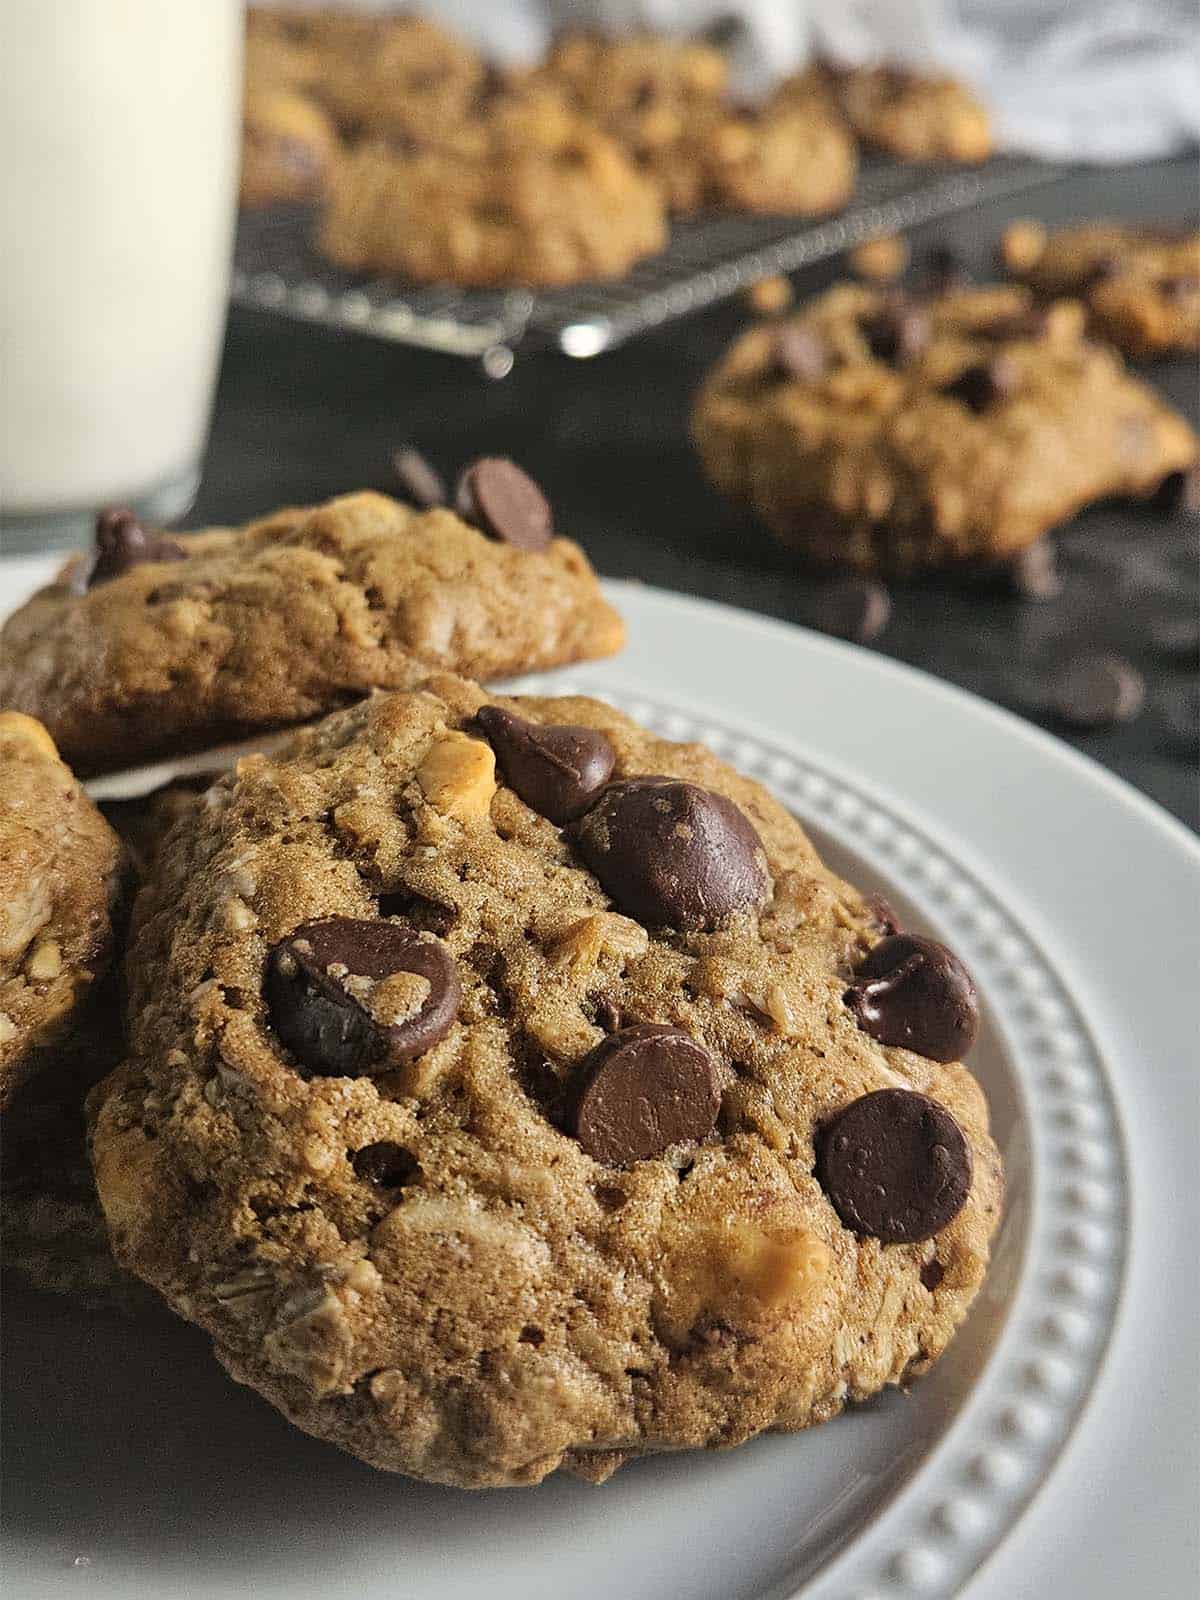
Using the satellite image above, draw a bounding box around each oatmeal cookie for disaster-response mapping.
[0,481,624,776]
[777,62,992,165]
[240,87,338,208]
[0,714,124,1111]
[90,675,1001,1487]
[1002,219,1200,358]
[318,88,667,287]
[692,280,1198,573]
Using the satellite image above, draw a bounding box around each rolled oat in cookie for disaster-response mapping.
[89,674,1001,1488]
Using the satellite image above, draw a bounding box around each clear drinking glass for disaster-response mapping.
[0,1,244,554]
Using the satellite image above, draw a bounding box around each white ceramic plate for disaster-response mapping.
[3,570,1197,1600]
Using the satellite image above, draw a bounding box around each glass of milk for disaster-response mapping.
[0,1,244,554]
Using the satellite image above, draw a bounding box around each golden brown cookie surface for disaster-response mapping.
[90,677,1001,1488]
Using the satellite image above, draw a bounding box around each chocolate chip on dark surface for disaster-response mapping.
[798,577,891,643]
[920,1257,945,1291]
[940,355,1018,414]
[392,445,447,508]
[265,916,460,1077]
[571,1024,721,1165]
[816,1088,972,1244]
[474,706,615,824]
[571,777,769,932]
[87,507,186,589]
[772,324,827,383]
[1008,538,1063,601]
[454,457,553,550]
[845,934,979,1063]
[861,297,930,364]
[1052,654,1146,729]
[351,1141,420,1187]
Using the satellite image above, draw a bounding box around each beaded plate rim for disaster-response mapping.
[517,669,1129,1600]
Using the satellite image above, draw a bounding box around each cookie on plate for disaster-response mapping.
[776,62,992,165]
[0,476,625,776]
[0,713,124,1111]
[692,280,1198,573]
[318,89,667,286]
[1001,219,1200,358]
[1,778,202,1313]
[240,86,339,208]
[89,674,1002,1488]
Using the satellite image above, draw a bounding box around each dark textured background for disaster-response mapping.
[197,157,1199,828]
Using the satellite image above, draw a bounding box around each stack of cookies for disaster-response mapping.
[0,454,1002,1486]
[241,6,996,286]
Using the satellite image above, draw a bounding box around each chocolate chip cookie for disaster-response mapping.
[89,674,1001,1487]
[1,778,200,1312]
[777,61,992,165]
[1001,219,1200,358]
[318,89,668,287]
[693,280,1198,573]
[0,714,125,1111]
[0,480,624,776]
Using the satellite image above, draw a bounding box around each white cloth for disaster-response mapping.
[299,0,1200,161]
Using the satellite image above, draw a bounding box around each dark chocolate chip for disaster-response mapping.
[772,325,827,382]
[392,445,446,508]
[940,355,1019,414]
[861,297,930,364]
[265,916,460,1077]
[454,457,553,550]
[845,934,979,1063]
[1008,538,1063,601]
[816,1088,972,1243]
[571,777,769,932]
[571,1024,721,1165]
[920,1257,945,1291]
[798,577,891,643]
[87,508,186,588]
[474,706,615,824]
[1052,654,1146,729]
[351,1141,419,1187]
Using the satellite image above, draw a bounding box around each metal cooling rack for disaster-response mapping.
[231,155,1067,371]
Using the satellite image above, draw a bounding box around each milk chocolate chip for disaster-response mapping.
[454,458,553,550]
[816,1088,972,1243]
[474,706,615,824]
[87,508,186,588]
[572,1024,721,1165]
[845,934,979,1062]
[266,916,460,1077]
[571,777,769,931]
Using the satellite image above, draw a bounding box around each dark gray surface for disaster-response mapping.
[197,157,1199,828]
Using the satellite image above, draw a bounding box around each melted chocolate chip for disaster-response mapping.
[1052,654,1145,729]
[474,706,615,824]
[845,934,979,1063]
[772,325,827,383]
[571,1024,721,1165]
[816,1088,972,1243]
[392,445,446,508]
[265,917,460,1077]
[454,458,553,550]
[920,1257,945,1291]
[940,355,1019,414]
[571,777,769,932]
[88,508,186,588]
[861,297,930,364]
